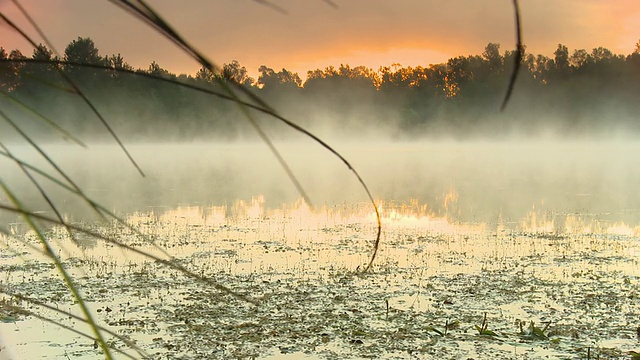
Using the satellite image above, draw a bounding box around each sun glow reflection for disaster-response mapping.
[520,209,640,237]
[119,195,640,246]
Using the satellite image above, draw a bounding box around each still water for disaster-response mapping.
[3,140,640,230]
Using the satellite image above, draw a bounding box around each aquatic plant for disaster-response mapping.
[475,312,499,337]
[425,319,459,336]
[518,320,551,340]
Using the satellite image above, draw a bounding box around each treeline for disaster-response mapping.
[1,37,640,140]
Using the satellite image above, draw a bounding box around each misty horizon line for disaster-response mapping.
[2,37,640,142]
[2,37,640,86]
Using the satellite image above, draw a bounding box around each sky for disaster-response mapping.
[1,0,639,80]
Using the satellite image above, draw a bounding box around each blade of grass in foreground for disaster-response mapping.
[0,146,174,261]
[0,141,82,262]
[109,0,312,205]
[0,204,259,305]
[109,0,523,268]
[0,302,140,360]
[0,8,145,177]
[0,2,527,358]
[1,56,385,271]
[0,9,142,230]
[0,110,100,263]
[501,0,523,111]
[0,107,104,220]
[250,0,288,14]
[0,111,83,229]
[107,0,383,270]
[0,183,114,360]
[0,145,224,296]
[0,288,149,359]
[0,90,86,147]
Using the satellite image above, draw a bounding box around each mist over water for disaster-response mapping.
[3,138,640,231]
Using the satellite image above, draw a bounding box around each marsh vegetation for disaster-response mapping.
[2,142,640,359]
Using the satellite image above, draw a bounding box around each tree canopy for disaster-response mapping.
[1,36,639,140]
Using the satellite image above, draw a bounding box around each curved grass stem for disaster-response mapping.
[0,182,114,360]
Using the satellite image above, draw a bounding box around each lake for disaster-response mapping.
[1,140,639,359]
[3,140,640,228]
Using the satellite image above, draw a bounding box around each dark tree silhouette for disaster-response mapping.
[0,47,10,91]
[64,37,103,66]
[146,61,173,79]
[63,37,104,84]
[2,49,26,92]
[553,44,570,78]
[258,65,302,91]
[222,60,254,86]
[3,37,640,139]
[195,65,217,84]
[483,42,503,75]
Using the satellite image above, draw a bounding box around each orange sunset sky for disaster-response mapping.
[1,0,639,79]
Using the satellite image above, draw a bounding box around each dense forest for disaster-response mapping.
[1,37,640,141]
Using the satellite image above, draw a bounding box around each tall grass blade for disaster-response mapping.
[0,9,145,177]
[95,0,384,269]
[501,0,523,111]
[0,141,81,260]
[320,0,339,9]
[0,107,104,219]
[0,204,259,305]
[2,56,385,269]
[0,183,114,360]
[0,289,149,359]
[0,91,86,147]
[251,0,288,14]
[0,147,173,261]
[0,305,137,359]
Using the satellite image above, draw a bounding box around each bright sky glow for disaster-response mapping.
[1,0,639,78]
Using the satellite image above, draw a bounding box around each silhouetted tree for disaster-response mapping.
[482,43,503,75]
[13,44,62,99]
[258,65,302,91]
[63,37,104,84]
[591,47,614,63]
[552,44,570,80]
[3,36,640,139]
[146,61,174,79]
[104,53,133,80]
[570,49,591,69]
[32,44,54,62]
[627,40,640,69]
[105,53,130,70]
[0,47,11,91]
[195,65,217,84]
[222,60,254,86]
[445,55,485,98]
[64,37,102,65]
[2,49,26,92]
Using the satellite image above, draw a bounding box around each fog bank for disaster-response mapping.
[2,140,639,232]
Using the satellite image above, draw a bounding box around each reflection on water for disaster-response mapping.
[3,140,640,230]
